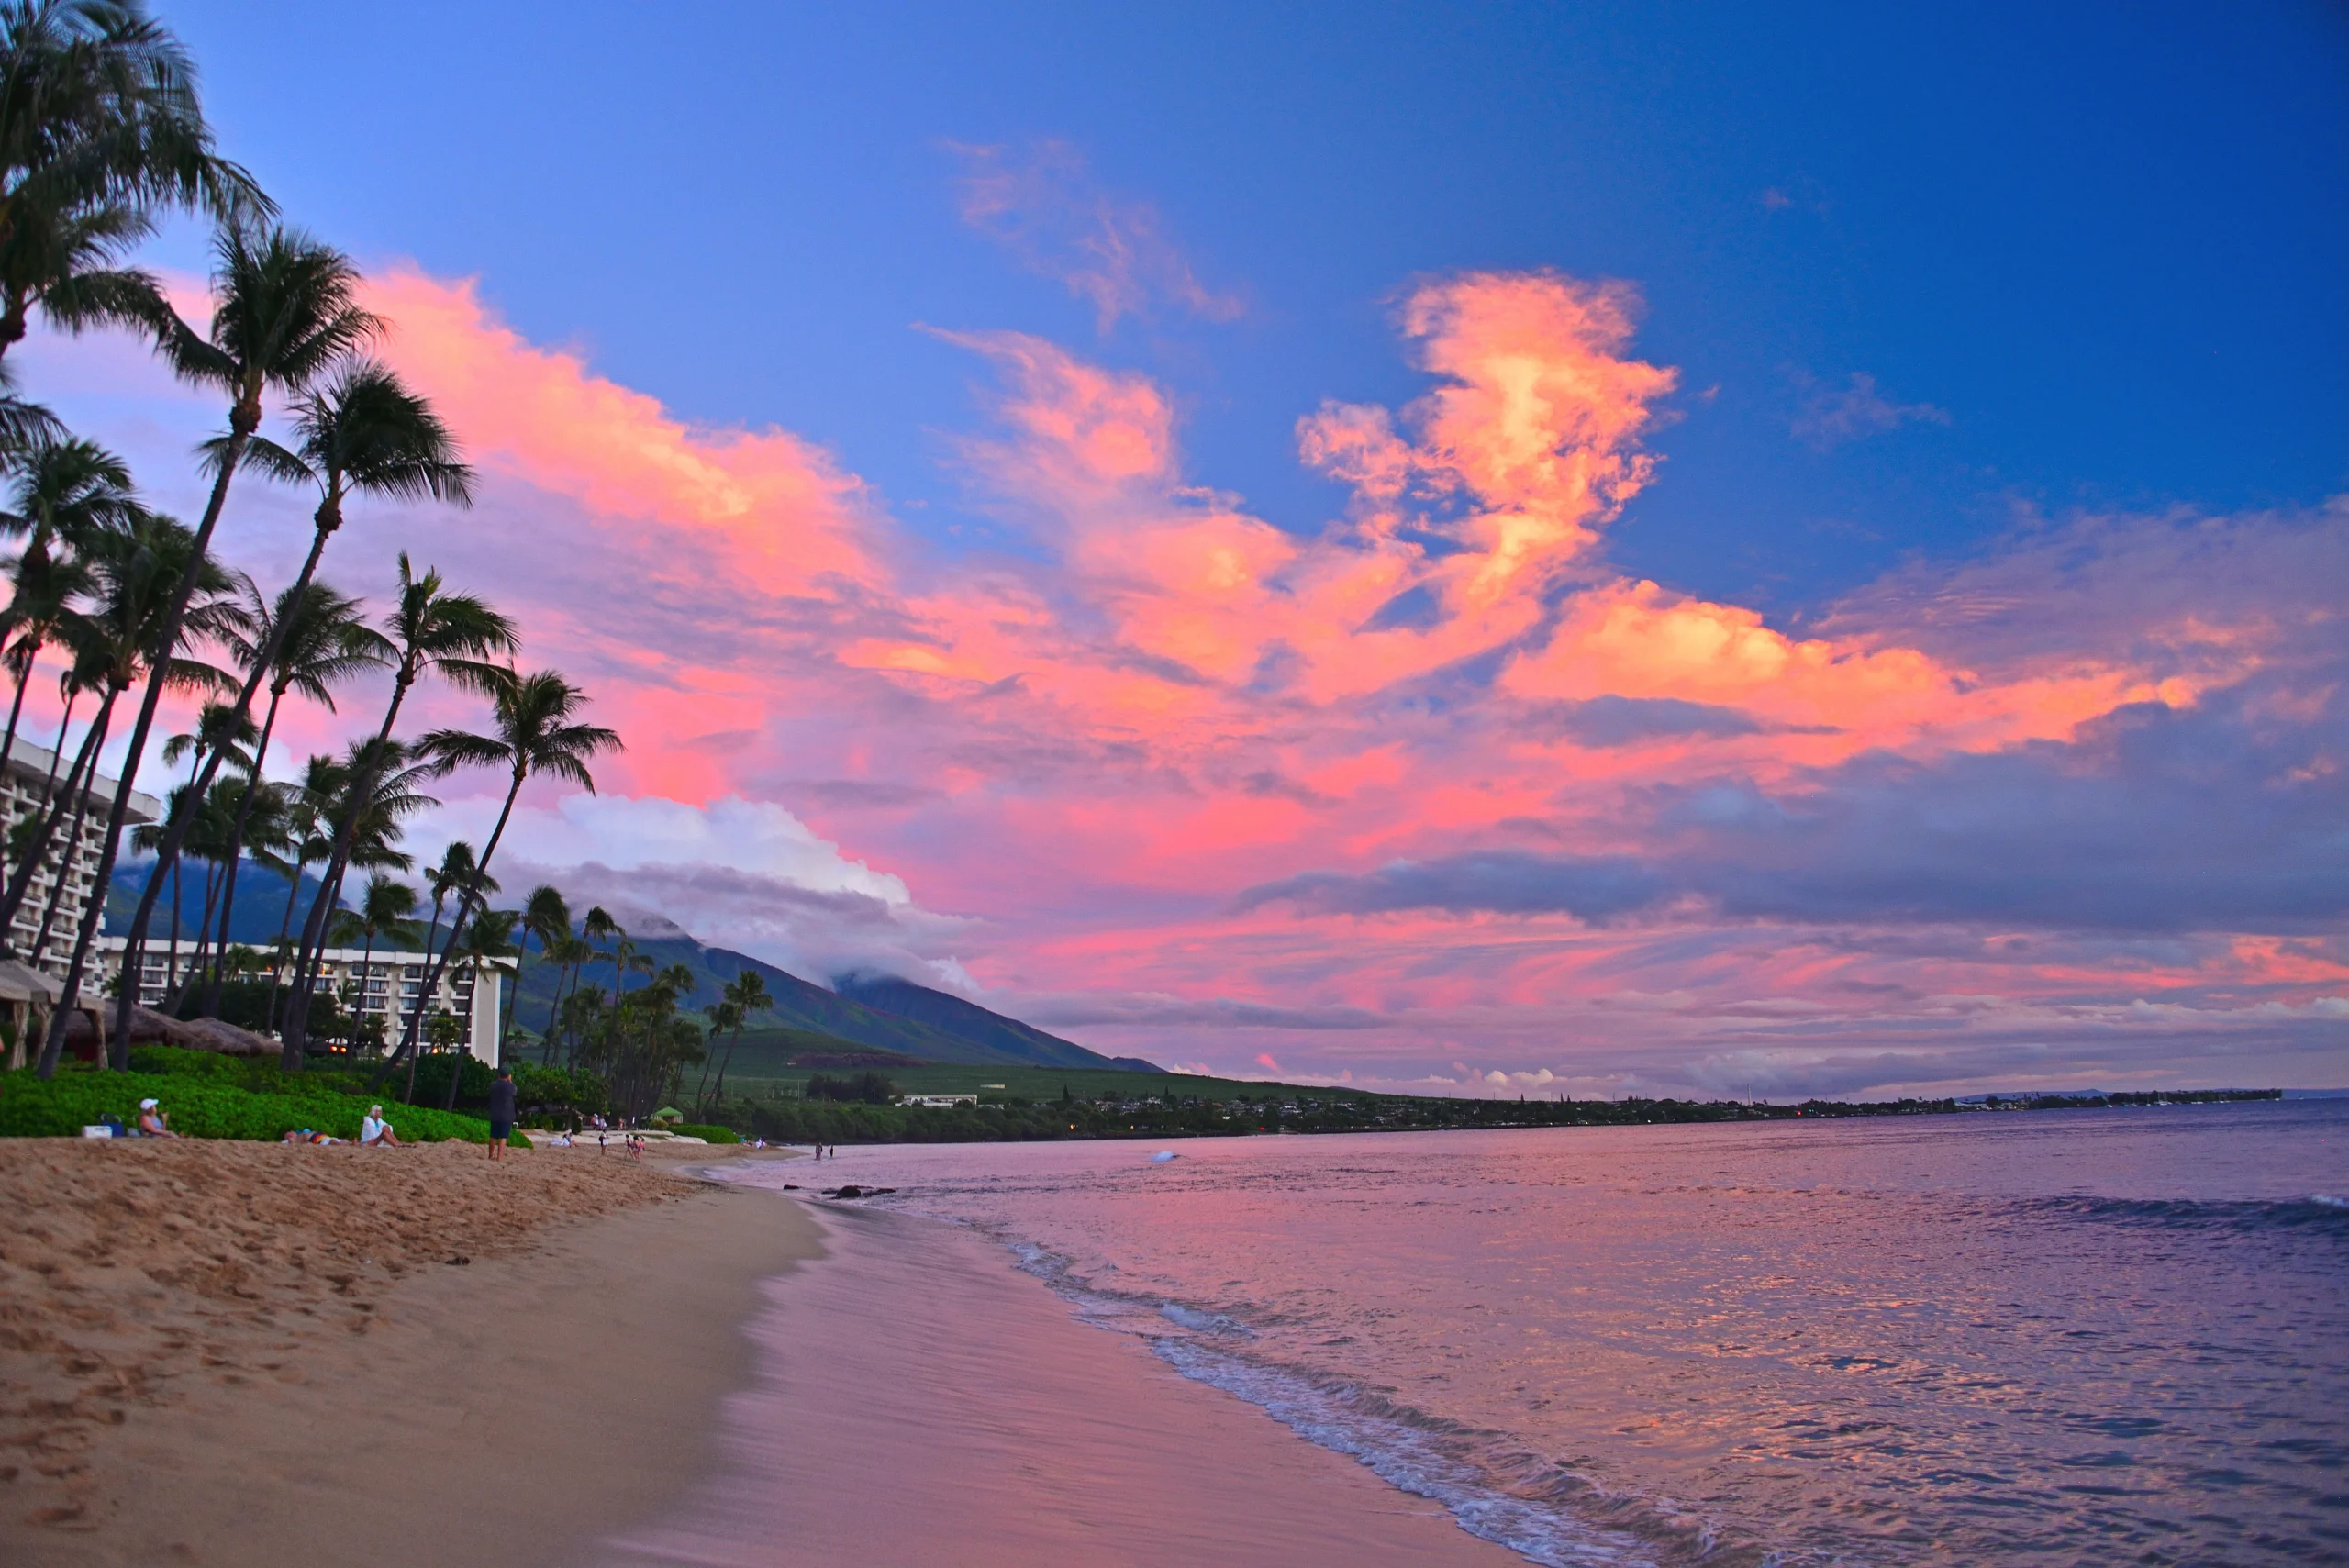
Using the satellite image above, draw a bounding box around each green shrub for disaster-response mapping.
[666,1122,740,1144]
[0,1067,503,1143]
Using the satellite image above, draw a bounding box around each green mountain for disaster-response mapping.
[509,929,1157,1073]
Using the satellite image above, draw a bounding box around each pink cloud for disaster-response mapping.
[25,258,2337,1095]
[952,140,1242,331]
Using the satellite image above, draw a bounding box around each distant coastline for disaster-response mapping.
[708,1081,2288,1147]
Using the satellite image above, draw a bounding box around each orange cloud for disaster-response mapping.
[365,267,885,596]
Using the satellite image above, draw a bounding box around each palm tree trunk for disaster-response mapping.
[269,850,312,1032]
[442,959,476,1111]
[715,1023,745,1105]
[27,737,107,973]
[169,862,223,1016]
[165,855,182,1014]
[200,684,286,1016]
[28,688,119,1077]
[81,418,262,1070]
[498,929,533,1064]
[112,507,336,1057]
[0,684,112,946]
[0,641,36,817]
[36,684,74,807]
[544,956,578,1066]
[358,928,379,1059]
[282,670,415,1068]
[376,765,524,1087]
[286,847,356,1052]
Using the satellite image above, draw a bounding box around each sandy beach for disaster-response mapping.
[4,1138,1524,1566]
[0,1138,815,1566]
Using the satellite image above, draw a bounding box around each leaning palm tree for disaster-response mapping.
[0,506,229,951]
[695,998,742,1108]
[278,558,511,1061]
[89,225,379,1053]
[260,752,335,1029]
[536,929,593,1064]
[416,840,488,984]
[503,883,567,1056]
[327,872,418,1055]
[375,671,620,1083]
[31,507,232,1074]
[173,362,470,1009]
[0,0,266,369]
[708,968,771,1105]
[274,734,434,1070]
[436,906,518,1109]
[196,578,390,1016]
[0,436,130,778]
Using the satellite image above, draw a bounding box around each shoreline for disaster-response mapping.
[1,1140,817,1566]
[608,1187,1528,1566]
[9,1138,1537,1565]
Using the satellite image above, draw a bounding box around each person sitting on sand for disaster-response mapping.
[136,1098,181,1138]
[360,1106,406,1147]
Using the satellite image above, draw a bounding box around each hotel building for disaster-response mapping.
[1,740,161,975]
[92,939,515,1065]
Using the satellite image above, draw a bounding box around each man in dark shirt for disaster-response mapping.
[487,1068,518,1162]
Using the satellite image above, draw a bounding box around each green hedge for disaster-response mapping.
[0,1064,505,1144]
[665,1122,740,1144]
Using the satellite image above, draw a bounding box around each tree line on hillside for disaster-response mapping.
[690,1083,2288,1146]
[0,1,628,1091]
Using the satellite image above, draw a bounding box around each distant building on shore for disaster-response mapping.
[898,1093,979,1108]
[2,741,161,978]
[91,938,515,1065]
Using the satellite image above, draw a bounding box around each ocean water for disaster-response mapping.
[766,1101,2349,1567]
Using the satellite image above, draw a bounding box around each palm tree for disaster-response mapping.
[551,905,623,1065]
[91,225,379,1054]
[197,578,390,1015]
[504,883,567,1060]
[169,363,470,1011]
[0,505,230,960]
[437,906,517,1109]
[378,671,620,1081]
[0,437,128,781]
[709,968,771,1105]
[0,0,267,369]
[31,506,231,1073]
[279,558,511,1062]
[149,696,253,1002]
[327,871,418,1055]
[535,929,592,1064]
[415,840,486,1001]
[696,998,742,1108]
[276,734,434,1069]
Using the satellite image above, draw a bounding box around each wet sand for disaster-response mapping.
[608,1192,1525,1566]
[0,1138,815,1566]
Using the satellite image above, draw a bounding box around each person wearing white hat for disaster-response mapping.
[136,1099,179,1138]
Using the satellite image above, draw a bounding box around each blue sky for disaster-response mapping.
[160,0,2348,615]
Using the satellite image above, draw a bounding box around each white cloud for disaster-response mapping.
[408,793,975,989]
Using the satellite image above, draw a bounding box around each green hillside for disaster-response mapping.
[507,930,1152,1072]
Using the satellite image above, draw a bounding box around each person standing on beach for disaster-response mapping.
[487,1069,517,1162]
